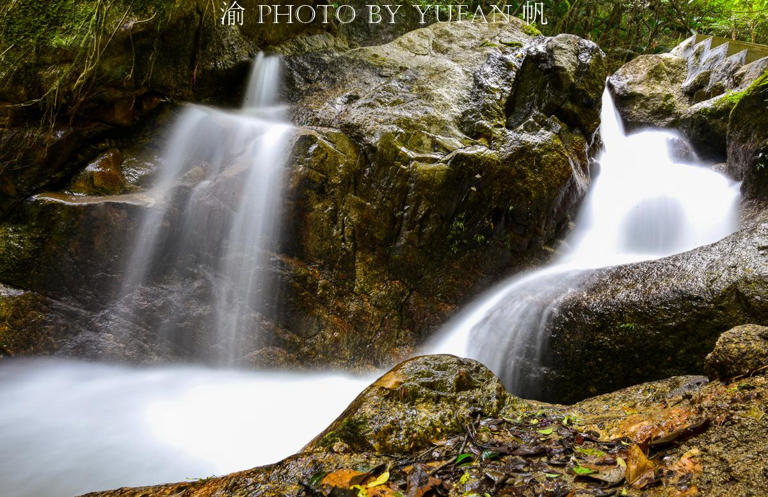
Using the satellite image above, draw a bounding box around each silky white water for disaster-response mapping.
[118,54,292,363]
[429,88,741,396]
[0,55,372,497]
[0,359,368,497]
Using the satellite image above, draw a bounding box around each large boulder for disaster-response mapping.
[268,23,605,367]
[608,35,768,163]
[81,354,768,497]
[538,211,768,403]
[305,354,507,454]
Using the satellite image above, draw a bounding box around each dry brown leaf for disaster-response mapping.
[626,444,655,489]
[321,469,367,488]
[668,447,703,480]
[616,407,705,445]
[367,486,401,497]
[374,371,405,390]
[580,463,626,485]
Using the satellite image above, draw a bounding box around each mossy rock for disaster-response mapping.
[705,324,768,380]
[306,355,509,454]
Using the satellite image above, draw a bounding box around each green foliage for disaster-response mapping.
[0,0,198,126]
[572,463,595,475]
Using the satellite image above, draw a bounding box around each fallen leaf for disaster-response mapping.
[574,446,607,458]
[367,470,390,488]
[572,464,595,476]
[626,445,655,489]
[580,463,626,485]
[322,469,368,489]
[374,371,405,390]
[617,408,706,446]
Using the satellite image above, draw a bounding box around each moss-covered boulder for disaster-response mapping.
[608,35,768,162]
[727,72,768,199]
[264,22,605,368]
[306,355,507,454]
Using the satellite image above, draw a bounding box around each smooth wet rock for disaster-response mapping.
[537,211,768,403]
[705,324,768,380]
[0,192,148,306]
[608,54,689,130]
[68,149,127,195]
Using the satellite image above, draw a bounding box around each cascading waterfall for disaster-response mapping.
[429,88,741,398]
[0,70,745,497]
[0,55,371,497]
[117,53,291,363]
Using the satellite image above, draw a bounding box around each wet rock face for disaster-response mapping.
[705,324,768,380]
[608,35,768,165]
[538,213,768,404]
[727,75,768,199]
[270,22,605,367]
[0,22,606,367]
[0,0,327,217]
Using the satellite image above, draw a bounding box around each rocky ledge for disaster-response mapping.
[82,332,768,497]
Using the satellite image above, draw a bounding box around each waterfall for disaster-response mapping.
[429,88,741,398]
[0,56,373,497]
[116,54,291,363]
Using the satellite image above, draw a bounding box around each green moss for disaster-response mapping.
[522,23,541,37]
[0,0,195,122]
[319,416,370,449]
[724,69,768,108]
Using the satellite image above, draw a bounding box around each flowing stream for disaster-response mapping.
[0,61,742,497]
[429,89,741,397]
[0,55,371,497]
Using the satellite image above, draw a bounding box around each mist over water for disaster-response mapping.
[0,359,367,497]
[429,89,741,397]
